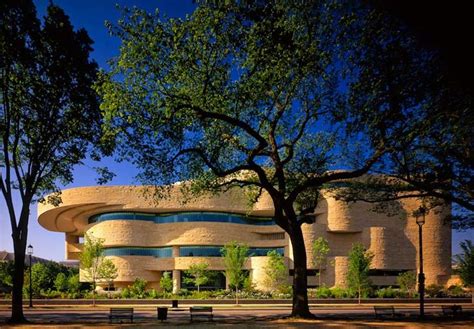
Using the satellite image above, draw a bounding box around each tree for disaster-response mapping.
[455,240,474,303]
[159,271,173,296]
[312,237,330,287]
[98,258,118,297]
[184,263,213,292]
[0,0,100,322]
[328,2,474,230]
[221,242,249,304]
[264,250,289,293]
[347,243,373,304]
[97,1,392,318]
[79,234,105,306]
[397,271,417,297]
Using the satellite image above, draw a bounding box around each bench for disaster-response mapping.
[109,307,133,323]
[190,306,213,321]
[374,306,395,319]
[441,305,462,317]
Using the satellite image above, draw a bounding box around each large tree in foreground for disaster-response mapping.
[97,1,390,317]
[0,0,100,322]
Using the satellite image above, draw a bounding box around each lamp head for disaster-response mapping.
[27,244,33,255]
[415,207,426,226]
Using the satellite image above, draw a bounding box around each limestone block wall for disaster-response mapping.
[86,220,285,248]
[39,184,452,290]
[324,195,361,232]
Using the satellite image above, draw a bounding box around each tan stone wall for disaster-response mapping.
[39,184,452,289]
[87,220,285,248]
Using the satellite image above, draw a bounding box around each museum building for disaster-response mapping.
[37,185,452,292]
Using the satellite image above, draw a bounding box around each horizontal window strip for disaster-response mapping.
[179,246,284,257]
[104,247,172,257]
[89,211,276,226]
[103,246,284,258]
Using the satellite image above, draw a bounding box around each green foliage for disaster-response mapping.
[120,287,131,299]
[455,240,474,286]
[98,258,118,292]
[375,286,396,298]
[129,278,148,299]
[315,286,332,298]
[67,274,81,294]
[54,273,68,292]
[184,263,214,292]
[264,250,289,293]
[159,271,173,295]
[0,262,14,292]
[397,271,417,296]
[425,284,446,298]
[96,0,474,315]
[312,237,330,287]
[330,287,353,299]
[446,285,469,297]
[80,233,105,292]
[221,242,249,290]
[148,289,159,299]
[1,0,101,318]
[347,244,373,303]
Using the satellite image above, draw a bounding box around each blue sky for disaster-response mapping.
[0,0,471,261]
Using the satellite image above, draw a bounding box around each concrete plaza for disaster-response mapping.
[0,303,473,328]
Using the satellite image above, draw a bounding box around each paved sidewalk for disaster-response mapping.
[0,304,472,328]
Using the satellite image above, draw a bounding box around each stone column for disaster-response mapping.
[172,270,181,294]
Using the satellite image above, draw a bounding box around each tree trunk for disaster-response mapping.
[288,223,314,318]
[9,232,27,323]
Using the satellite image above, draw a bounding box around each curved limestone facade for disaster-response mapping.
[38,185,451,291]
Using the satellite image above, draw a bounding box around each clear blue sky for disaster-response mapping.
[0,0,471,261]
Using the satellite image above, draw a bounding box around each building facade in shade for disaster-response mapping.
[37,185,452,292]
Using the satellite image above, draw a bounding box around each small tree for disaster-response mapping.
[184,263,213,292]
[347,243,373,304]
[455,240,474,303]
[397,271,417,297]
[264,250,289,293]
[160,272,173,296]
[79,233,105,306]
[98,259,118,298]
[221,242,249,304]
[54,273,68,293]
[312,237,330,287]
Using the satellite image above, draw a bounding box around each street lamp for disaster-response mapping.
[415,207,426,319]
[27,244,33,308]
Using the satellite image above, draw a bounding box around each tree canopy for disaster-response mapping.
[1,0,100,322]
[97,0,472,317]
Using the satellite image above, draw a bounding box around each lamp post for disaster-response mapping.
[27,244,33,308]
[415,208,426,319]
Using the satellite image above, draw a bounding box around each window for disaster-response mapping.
[103,247,172,257]
[88,211,276,226]
[179,246,285,257]
[259,232,285,240]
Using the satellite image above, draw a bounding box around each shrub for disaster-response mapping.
[315,286,332,298]
[331,287,352,298]
[425,284,446,298]
[130,278,148,298]
[148,289,160,299]
[397,271,417,296]
[446,285,468,297]
[376,286,396,298]
[121,287,131,298]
